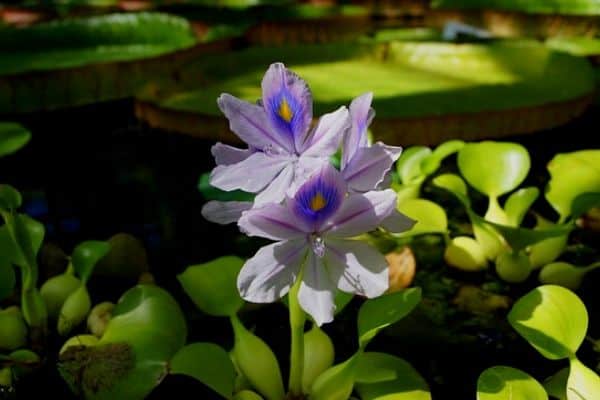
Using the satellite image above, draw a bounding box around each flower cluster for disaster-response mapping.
[202,63,414,325]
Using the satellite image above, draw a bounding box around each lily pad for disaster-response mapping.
[136,40,595,145]
[0,12,198,113]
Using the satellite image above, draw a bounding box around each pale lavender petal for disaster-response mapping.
[291,164,347,232]
[287,155,328,197]
[211,143,253,166]
[238,239,307,303]
[254,163,295,206]
[201,201,252,225]
[325,189,397,237]
[218,93,291,153]
[298,250,336,326]
[343,143,402,192]
[380,209,416,233]
[238,202,310,240]
[342,92,374,168]
[209,152,289,193]
[261,63,312,152]
[300,106,349,157]
[325,238,389,298]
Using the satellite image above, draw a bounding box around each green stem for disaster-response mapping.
[288,275,306,396]
[485,196,508,225]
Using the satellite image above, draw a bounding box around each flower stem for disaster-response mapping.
[288,275,306,396]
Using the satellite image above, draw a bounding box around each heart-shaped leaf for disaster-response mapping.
[508,285,588,360]
[432,173,470,207]
[477,366,547,400]
[545,150,600,220]
[355,352,431,400]
[396,147,432,184]
[458,142,530,198]
[504,187,539,227]
[358,288,421,348]
[0,185,22,212]
[170,343,235,399]
[420,140,465,175]
[396,199,448,236]
[0,123,31,157]
[71,241,111,283]
[566,358,600,400]
[178,256,244,317]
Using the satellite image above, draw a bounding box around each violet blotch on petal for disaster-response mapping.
[207,63,350,217]
[237,165,397,326]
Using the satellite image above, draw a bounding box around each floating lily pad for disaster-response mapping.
[432,0,600,16]
[136,40,595,145]
[0,12,199,113]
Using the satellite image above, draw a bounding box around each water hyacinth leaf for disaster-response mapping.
[358,288,422,348]
[544,367,568,400]
[485,221,571,252]
[396,199,448,236]
[60,285,187,400]
[432,0,600,14]
[355,352,431,400]
[170,343,235,399]
[570,192,600,219]
[41,274,81,319]
[0,260,15,301]
[508,285,588,360]
[233,391,264,400]
[458,142,530,198]
[178,256,244,317]
[0,185,22,211]
[303,326,335,393]
[432,173,470,207]
[396,147,432,184]
[420,140,465,175]
[0,123,31,158]
[1,214,46,269]
[71,241,111,283]
[566,358,600,400]
[545,150,600,220]
[198,172,254,202]
[310,354,359,400]
[504,187,540,227]
[538,262,587,290]
[444,236,487,271]
[335,291,354,315]
[477,366,547,400]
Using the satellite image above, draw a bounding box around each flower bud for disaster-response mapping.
[0,307,27,351]
[444,236,487,271]
[57,285,91,336]
[302,325,335,393]
[230,317,284,400]
[87,302,114,338]
[386,247,416,293]
[495,251,531,283]
[40,273,81,319]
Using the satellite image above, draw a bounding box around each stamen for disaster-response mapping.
[311,235,325,258]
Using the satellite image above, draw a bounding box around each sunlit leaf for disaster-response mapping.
[508,285,588,360]
[566,358,600,400]
[396,147,431,184]
[396,199,447,236]
[504,187,539,227]
[477,366,547,400]
[303,326,335,393]
[432,173,470,207]
[420,140,465,175]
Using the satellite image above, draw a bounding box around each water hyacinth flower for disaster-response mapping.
[202,63,349,224]
[237,164,399,325]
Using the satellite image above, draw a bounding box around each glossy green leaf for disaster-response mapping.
[170,343,235,399]
[198,172,254,202]
[303,326,335,393]
[57,284,91,336]
[458,141,531,198]
[444,236,488,271]
[420,140,465,175]
[0,185,21,212]
[495,251,532,283]
[0,123,31,158]
[432,0,600,15]
[355,352,431,400]
[477,366,547,400]
[0,214,45,269]
[396,199,448,236]
[71,241,111,283]
[544,367,568,400]
[358,288,422,348]
[538,262,587,290]
[508,285,588,360]
[59,284,187,399]
[566,358,600,400]
[396,147,432,184]
[178,256,244,317]
[0,259,15,301]
[310,354,359,400]
[545,150,600,220]
[432,173,470,207]
[504,187,540,226]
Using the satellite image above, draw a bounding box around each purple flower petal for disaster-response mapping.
[254,163,295,206]
[291,164,347,232]
[238,239,307,303]
[287,156,329,198]
[325,238,389,298]
[262,63,312,153]
[380,209,416,233]
[342,92,374,168]
[325,189,397,237]
[239,203,310,240]
[343,142,402,192]
[201,200,252,225]
[300,106,349,157]
[211,143,253,166]
[218,93,292,153]
[298,250,336,326]
[209,152,289,193]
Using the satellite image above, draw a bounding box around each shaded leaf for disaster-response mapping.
[71,241,111,283]
[0,123,31,157]
[477,366,547,400]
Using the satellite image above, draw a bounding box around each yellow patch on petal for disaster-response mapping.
[278,99,293,123]
[310,193,327,212]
